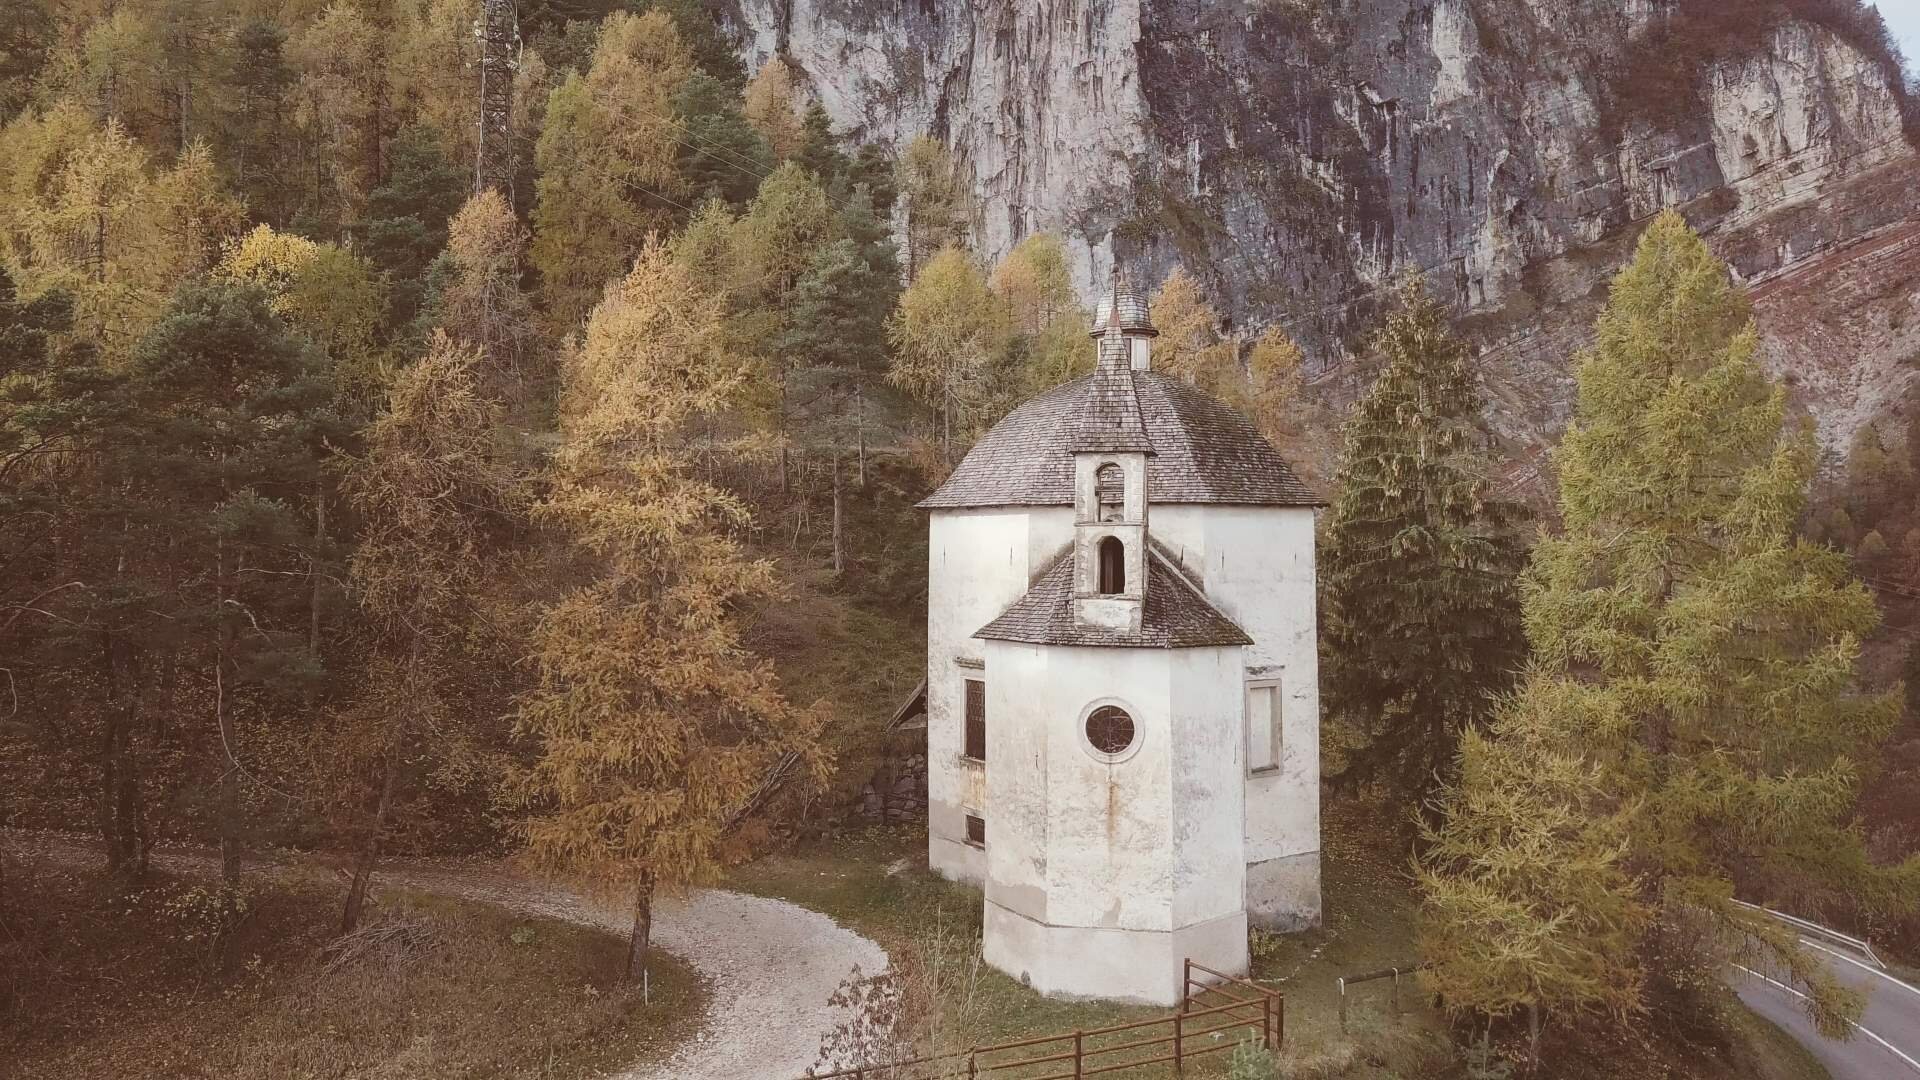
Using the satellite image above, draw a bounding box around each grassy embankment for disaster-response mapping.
[728,800,1832,1080]
[0,856,704,1079]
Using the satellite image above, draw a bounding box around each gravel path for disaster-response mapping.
[4,833,889,1080]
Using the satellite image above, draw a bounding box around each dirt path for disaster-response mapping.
[4,833,888,1080]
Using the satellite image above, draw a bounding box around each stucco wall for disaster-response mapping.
[928,501,1321,932]
[979,640,1248,1002]
[1152,505,1323,927]
[926,507,1073,882]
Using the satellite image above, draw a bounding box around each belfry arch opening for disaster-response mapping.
[1098,537,1126,595]
[1095,463,1125,522]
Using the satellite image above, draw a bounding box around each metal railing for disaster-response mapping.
[802,959,1283,1079]
[1731,899,1887,969]
[1335,962,1431,1030]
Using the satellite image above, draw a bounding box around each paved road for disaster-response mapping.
[1734,936,1920,1079]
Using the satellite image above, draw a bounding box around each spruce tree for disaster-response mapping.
[1421,212,1918,1041]
[1320,281,1526,811]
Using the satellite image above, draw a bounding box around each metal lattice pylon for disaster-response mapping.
[474,0,518,198]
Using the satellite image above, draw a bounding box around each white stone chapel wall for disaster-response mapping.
[925,506,1073,883]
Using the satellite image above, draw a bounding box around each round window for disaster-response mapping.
[1085,705,1137,758]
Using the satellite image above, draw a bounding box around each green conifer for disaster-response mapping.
[1320,280,1526,810]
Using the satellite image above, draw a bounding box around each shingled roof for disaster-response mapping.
[1070,327,1157,454]
[974,549,1252,649]
[919,371,1323,509]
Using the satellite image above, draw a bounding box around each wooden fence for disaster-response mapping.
[1335,962,1430,1030]
[802,959,1283,1079]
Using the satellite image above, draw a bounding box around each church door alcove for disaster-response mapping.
[1098,536,1125,594]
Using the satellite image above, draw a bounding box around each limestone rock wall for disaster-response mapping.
[717,0,1917,467]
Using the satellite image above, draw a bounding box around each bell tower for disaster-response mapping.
[1071,272,1158,632]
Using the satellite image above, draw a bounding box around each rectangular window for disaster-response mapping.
[1247,681,1281,774]
[964,678,986,761]
[964,813,986,848]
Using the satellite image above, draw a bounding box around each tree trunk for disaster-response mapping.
[339,750,399,933]
[310,473,326,658]
[831,453,844,575]
[1527,1000,1541,1073]
[98,631,142,878]
[216,534,241,885]
[856,385,868,488]
[626,870,656,984]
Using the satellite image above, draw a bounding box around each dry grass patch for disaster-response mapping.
[1,855,704,1079]
[729,802,1829,1080]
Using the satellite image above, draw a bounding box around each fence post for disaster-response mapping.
[1261,993,1272,1049]
[967,1049,977,1079]
[1277,991,1285,1049]
[1337,976,1348,1030]
[1183,958,1192,1008]
[1174,1007,1184,1074]
[1074,1030,1083,1079]
[1391,968,1402,1016]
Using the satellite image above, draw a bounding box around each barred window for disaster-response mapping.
[1085,705,1136,758]
[964,678,986,761]
[964,813,986,847]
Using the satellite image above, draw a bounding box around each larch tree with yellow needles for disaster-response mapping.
[511,239,830,981]
[1420,212,1919,1060]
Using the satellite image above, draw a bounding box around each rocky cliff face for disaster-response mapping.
[721,0,1918,471]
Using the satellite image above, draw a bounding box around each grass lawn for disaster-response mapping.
[1,857,705,1079]
[731,799,1832,1080]
[727,805,1453,1078]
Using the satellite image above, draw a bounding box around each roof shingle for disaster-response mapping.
[919,371,1323,509]
[973,550,1252,649]
[1070,332,1156,454]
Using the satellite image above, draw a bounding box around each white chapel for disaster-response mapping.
[916,273,1325,1006]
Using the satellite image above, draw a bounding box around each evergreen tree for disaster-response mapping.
[355,129,467,335]
[1320,282,1526,811]
[847,142,898,216]
[673,71,773,208]
[1421,212,1918,1043]
[120,282,345,881]
[217,19,299,225]
[510,239,828,981]
[795,99,848,183]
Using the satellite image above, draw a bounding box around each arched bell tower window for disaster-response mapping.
[1097,536,1126,595]
[1095,463,1124,522]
